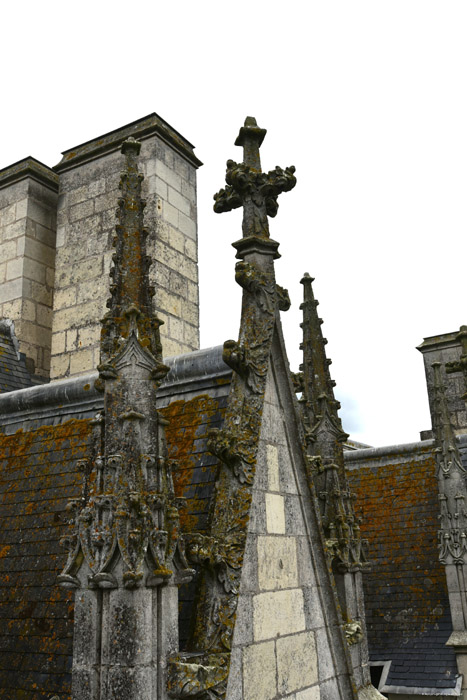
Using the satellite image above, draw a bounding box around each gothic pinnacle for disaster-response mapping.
[99,137,164,372]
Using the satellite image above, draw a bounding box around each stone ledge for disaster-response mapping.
[0,157,58,192]
[54,113,203,173]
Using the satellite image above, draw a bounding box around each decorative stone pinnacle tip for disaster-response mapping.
[121,136,141,156]
[235,116,266,148]
[300,273,315,284]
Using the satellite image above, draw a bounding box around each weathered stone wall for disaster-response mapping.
[226,371,345,700]
[0,162,58,378]
[51,120,200,380]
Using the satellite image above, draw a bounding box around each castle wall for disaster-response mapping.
[51,116,201,379]
[0,161,58,378]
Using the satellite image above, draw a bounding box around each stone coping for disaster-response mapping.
[0,156,59,192]
[417,330,460,353]
[54,112,203,173]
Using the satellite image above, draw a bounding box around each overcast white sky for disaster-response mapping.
[2,1,467,447]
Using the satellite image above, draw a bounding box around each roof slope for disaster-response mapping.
[346,442,458,693]
[0,347,230,697]
[0,320,36,394]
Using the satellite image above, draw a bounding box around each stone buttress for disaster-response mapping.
[58,138,194,700]
[432,361,467,691]
[293,275,383,700]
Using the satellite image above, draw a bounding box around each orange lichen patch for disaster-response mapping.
[347,448,448,646]
[162,394,226,533]
[0,418,92,698]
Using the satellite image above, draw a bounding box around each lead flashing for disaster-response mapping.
[54,112,203,173]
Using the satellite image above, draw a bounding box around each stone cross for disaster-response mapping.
[213,116,296,239]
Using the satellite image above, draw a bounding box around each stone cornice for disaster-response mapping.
[54,112,203,173]
[0,156,58,192]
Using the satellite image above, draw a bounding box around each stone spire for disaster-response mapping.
[59,138,193,700]
[298,272,364,570]
[167,117,295,699]
[297,273,380,698]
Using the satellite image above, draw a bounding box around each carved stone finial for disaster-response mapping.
[213,116,296,239]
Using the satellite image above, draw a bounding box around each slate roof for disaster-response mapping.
[0,346,231,699]
[0,320,36,394]
[346,441,460,694]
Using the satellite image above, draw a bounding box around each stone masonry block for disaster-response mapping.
[178,211,196,240]
[37,304,52,328]
[296,688,320,700]
[25,236,56,267]
[155,160,182,193]
[277,632,318,695]
[183,322,199,349]
[225,647,242,700]
[22,299,35,322]
[0,240,18,263]
[34,222,56,248]
[257,536,298,590]
[50,352,70,378]
[181,300,198,327]
[181,178,196,204]
[28,199,54,228]
[242,641,276,700]
[52,331,66,355]
[15,199,28,219]
[70,348,93,376]
[232,594,253,647]
[168,227,185,254]
[69,200,95,223]
[66,328,78,352]
[156,289,181,318]
[101,587,152,666]
[185,238,197,262]
[168,186,191,217]
[78,324,100,349]
[22,257,46,284]
[266,444,280,492]
[1,203,16,225]
[29,280,53,306]
[314,627,336,682]
[16,237,26,256]
[54,286,77,309]
[162,200,179,229]
[285,494,306,536]
[0,263,5,284]
[53,301,100,332]
[1,277,23,303]
[6,258,23,281]
[3,219,25,245]
[253,589,305,641]
[265,493,286,534]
